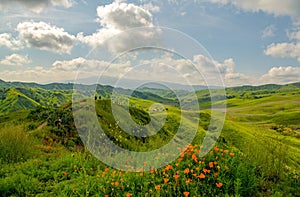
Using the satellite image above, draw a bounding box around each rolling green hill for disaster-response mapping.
[0,80,299,196]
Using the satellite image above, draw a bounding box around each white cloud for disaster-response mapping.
[0,0,73,13]
[207,0,300,22]
[17,21,76,54]
[1,55,299,86]
[141,3,160,13]
[77,1,160,53]
[262,25,276,38]
[264,42,300,62]
[0,33,23,50]
[260,66,300,84]
[52,57,114,71]
[0,54,31,66]
[0,67,77,83]
[288,30,300,40]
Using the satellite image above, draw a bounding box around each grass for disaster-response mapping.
[0,125,37,164]
[0,84,299,196]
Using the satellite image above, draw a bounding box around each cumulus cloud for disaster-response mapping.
[260,66,300,84]
[52,57,114,71]
[77,1,160,53]
[0,33,24,50]
[264,42,300,61]
[207,0,300,22]
[288,30,300,40]
[0,67,77,83]
[0,0,73,13]
[264,28,300,62]
[17,21,76,54]
[0,54,31,66]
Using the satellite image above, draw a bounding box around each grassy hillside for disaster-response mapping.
[0,81,299,196]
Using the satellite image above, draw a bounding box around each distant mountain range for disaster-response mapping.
[0,79,299,114]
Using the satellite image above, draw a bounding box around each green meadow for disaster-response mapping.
[0,81,299,196]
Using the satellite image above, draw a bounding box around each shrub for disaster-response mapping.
[0,125,36,163]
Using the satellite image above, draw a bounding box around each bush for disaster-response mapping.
[0,125,36,163]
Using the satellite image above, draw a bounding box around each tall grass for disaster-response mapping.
[0,125,36,163]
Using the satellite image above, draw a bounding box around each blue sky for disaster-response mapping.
[0,0,299,86]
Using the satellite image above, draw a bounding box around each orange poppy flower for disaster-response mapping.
[224,149,229,153]
[209,162,214,168]
[115,182,119,187]
[63,171,67,175]
[198,173,205,179]
[214,172,218,178]
[184,168,190,174]
[174,174,180,179]
[230,153,235,157]
[217,166,221,170]
[183,191,190,196]
[164,178,169,183]
[186,178,192,185]
[216,182,223,188]
[155,185,161,190]
[126,193,131,197]
[192,154,198,162]
[165,165,173,171]
[214,147,219,152]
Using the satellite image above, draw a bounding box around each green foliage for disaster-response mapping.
[0,125,36,163]
[0,80,300,196]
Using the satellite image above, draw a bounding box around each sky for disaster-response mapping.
[0,0,299,87]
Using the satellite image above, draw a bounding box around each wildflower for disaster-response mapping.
[63,171,67,175]
[33,159,38,163]
[216,182,223,188]
[214,147,219,152]
[214,172,218,178]
[115,182,119,187]
[105,195,109,197]
[126,193,131,197]
[165,165,173,171]
[186,178,192,185]
[214,161,217,165]
[199,173,205,179]
[230,153,235,157]
[217,166,221,170]
[140,173,143,177]
[164,178,169,183]
[184,168,190,174]
[174,174,180,179]
[192,154,198,162]
[209,162,214,168]
[155,185,161,190]
[183,191,190,197]
[224,149,229,153]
